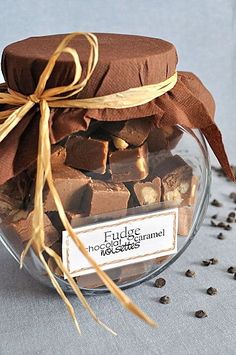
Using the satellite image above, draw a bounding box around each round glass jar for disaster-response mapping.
[0,122,210,295]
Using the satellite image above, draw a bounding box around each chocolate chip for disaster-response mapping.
[202,260,211,266]
[224,224,232,231]
[185,269,196,278]
[211,220,217,227]
[226,217,234,223]
[229,192,236,200]
[211,214,218,219]
[227,266,236,274]
[217,232,225,240]
[217,222,226,228]
[207,287,218,295]
[154,277,166,288]
[228,212,236,219]
[210,258,218,265]
[210,199,222,207]
[202,258,218,266]
[159,295,171,304]
[195,310,208,318]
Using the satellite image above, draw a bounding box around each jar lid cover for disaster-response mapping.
[2,33,177,96]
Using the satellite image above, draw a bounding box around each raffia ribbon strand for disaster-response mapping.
[0,32,178,334]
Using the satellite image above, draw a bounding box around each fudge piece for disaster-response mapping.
[181,175,199,206]
[162,126,183,149]
[65,136,109,174]
[0,170,33,216]
[103,117,152,146]
[155,255,169,264]
[66,211,85,228]
[50,241,62,255]
[47,211,85,232]
[3,210,59,246]
[109,143,149,183]
[156,155,193,205]
[118,261,154,283]
[147,126,183,152]
[48,257,63,276]
[178,206,193,236]
[147,127,168,152]
[46,240,63,277]
[43,163,90,212]
[148,150,173,179]
[82,180,130,216]
[51,145,66,167]
[76,268,121,288]
[132,177,161,206]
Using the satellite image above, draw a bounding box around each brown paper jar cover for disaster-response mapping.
[0,33,233,185]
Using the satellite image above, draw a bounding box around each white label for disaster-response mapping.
[62,208,178,278]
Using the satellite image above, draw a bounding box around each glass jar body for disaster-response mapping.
[0,124,211,295]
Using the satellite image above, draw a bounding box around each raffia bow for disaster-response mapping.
[0,32,180,334]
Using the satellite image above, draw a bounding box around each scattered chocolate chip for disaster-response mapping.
[227,266,236,274]
[210,199,222,207]
[207,287,218,296]
[154,277,166,288]
[229,192,236,200]
[202,258,218,266]
[217,222,226,228]
[226,217,234,223]
[202,260,211,266]
[185,269,196,278]
[224,224,232,231]
[228,212,236,219]
[234,273,236,280]
[195,310,208,318]
[211,220,217,227]
[159,295,171,304]
[211,214,218,219]
[217,232,225,240]
[210,258,218,265]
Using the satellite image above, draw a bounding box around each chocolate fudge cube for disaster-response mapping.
[0,170,34,216]
[47,211,85,232]
[133,177,161,206]
[147,127,168,152]
[51,146,66,167]
[119,260,154,283]
[3,210,59,247]
[83,180,130,216]
[43,163,89,212]
[65,136,109,174]
[148,150,173,179]
[109,143,149,183]
[178,206,193,236]
[103,117,152,146]
[181,175,199,206]
[156,155,193,205]
[66,211,85,228]
[76,268,121,288]
[147,126,183,152]
[162,126,183,149]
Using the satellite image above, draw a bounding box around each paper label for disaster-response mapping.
[62,208,178,278]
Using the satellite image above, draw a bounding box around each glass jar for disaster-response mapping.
[0,122,210,295]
